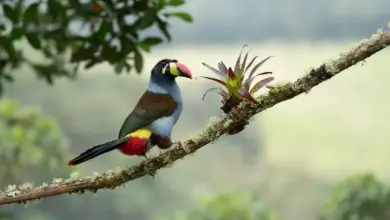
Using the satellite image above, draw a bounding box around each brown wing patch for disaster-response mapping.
[134,91,178,117]
[118,91,178,138]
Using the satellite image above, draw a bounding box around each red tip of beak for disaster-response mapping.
[175,62,192,79]
[68,161,74,166]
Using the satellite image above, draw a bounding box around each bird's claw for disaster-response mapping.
[148,172,155,179]
[141,152,149,159]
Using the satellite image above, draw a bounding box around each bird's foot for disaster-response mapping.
[148,172,156,179]
[141,151,151,159]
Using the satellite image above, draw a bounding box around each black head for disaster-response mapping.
[151,58,192,81]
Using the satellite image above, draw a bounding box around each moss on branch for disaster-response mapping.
[0,28,389,206]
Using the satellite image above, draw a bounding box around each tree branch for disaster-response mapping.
[1,28,389,206]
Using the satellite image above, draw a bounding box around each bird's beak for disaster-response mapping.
[172,62,192,79]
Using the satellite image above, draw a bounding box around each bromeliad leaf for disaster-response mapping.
[234,45,248,78]
[238,88,258,104]
[245,71,272,89]
[202,87,220,100]
[218,62,228,74]
[244,56,258,74]
[227,67,235,80]
[202,62,226,79]
[250,77,275,94]
[246,56,272,83]
[197,76,227,86]
[241,49,249,73]
[217,89,229,101]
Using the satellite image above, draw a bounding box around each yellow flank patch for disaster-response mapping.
[169,62,179,76]
[126,128,152,139]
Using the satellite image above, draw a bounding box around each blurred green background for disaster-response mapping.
[1,43,389,220]
[1,0,390,219]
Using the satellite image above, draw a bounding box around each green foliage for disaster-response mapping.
[167,173,390,220]
[0,213,11,220]
[319,173,390,220]
[0,98,69,185]
[0,0,192,90]
[170,191,279,220]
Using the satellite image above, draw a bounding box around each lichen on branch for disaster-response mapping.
[0,27,389,206]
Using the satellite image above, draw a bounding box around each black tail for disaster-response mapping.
[68,137,129,166]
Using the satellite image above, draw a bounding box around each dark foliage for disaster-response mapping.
[0,0,192,93]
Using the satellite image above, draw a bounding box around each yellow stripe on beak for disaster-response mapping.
[169,62,179,76]
[162,66,167,74]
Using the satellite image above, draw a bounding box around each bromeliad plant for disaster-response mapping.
[199,45,275,114]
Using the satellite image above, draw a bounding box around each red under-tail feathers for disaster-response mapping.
[68,129,152,166]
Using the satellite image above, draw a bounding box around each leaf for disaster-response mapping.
[71,46,95,62]
[47,0,62,20]
[202,87,219,100]
[134,48,143,73]
[241,50,249,73]
[167,0,186,6]
[23,3,39,25]
[139,37,162,52]
[246,71,272,88]
[201,62,226,79]
[2,39,16,58]
[238,88,258,104]
[250,77,274,94]
[156,17,171,41]
[32,64,56,84]
[97,20,111,41]
[197,76,227,87]
[218,62,228,74]
[165,12,193,22]
[102,44,120,64]
[0,23,6,32]
[234,45,247,78]
[227,67,235,80]
[115,60,126,74]
[3,4,17,22]
[138,43,150,52]
[142,37,163,46]
[15,0,23,22]
[139,10,157,29]
[132,1,149,11]
[25,33,41,49]
[218,89,229,101]
[246,56,272,81]
[120,36,136,58]
[244,56,258,74]
[84,59,98,69]
[124,61,132,72]
[11,28,24,40]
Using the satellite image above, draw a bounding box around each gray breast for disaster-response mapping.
[147,81,183,137]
